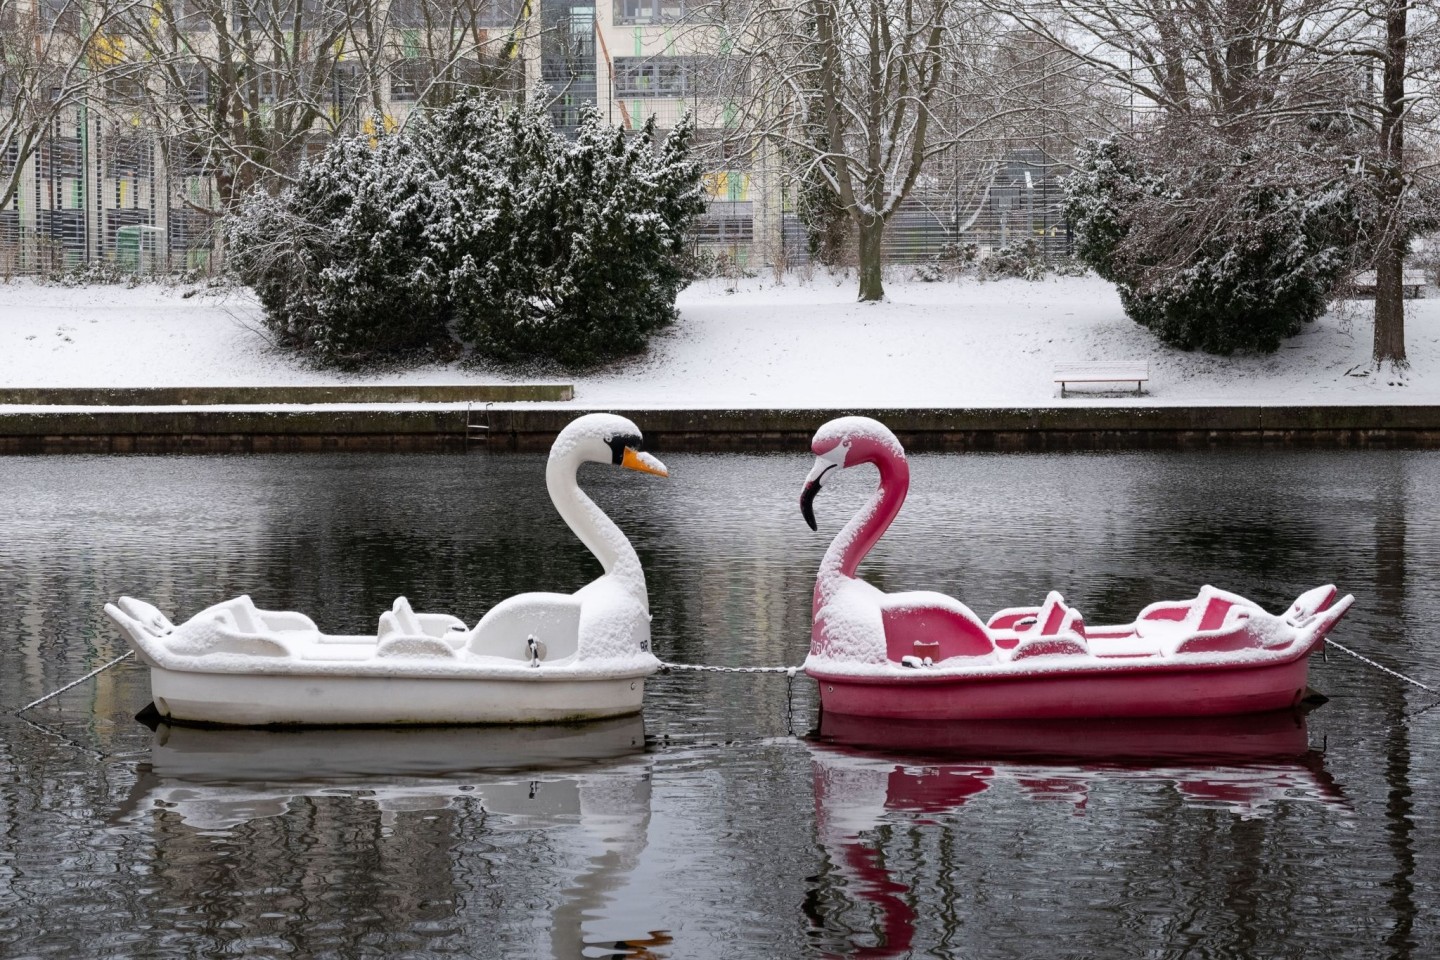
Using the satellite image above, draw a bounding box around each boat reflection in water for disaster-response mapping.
[117,716,668,958]
[807,710,1345,958]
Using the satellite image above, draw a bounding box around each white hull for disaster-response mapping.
[148,665,649,726]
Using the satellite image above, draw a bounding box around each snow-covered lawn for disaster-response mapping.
[1,273,1436,407]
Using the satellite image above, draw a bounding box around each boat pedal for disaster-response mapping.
[899,655,933,669]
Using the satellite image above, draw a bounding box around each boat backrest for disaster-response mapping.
[378,596,425,640]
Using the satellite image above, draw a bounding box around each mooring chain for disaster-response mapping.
[1326,640,1434,693]
[658,662,800,676]
[14,651,135,715]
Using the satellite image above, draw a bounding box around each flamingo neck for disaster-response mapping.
[816,450,909,607]
[547,455,647,606]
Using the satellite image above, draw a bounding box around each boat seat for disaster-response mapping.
[377,597,467,647]
[177,610,295,659]
[881,593,995,663]
[219,596,264,634]
[378,596,424,638]
[1006,593,1090,660]
[1138,588,1254,642]
[987,606,1040,632]
[989,593,1086,637]
[377,634,461,660]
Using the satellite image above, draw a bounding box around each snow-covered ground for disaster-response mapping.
[1,273,1436,407]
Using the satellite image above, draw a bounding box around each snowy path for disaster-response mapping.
[1,274,1435,407]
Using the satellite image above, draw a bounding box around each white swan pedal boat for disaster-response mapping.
[105,414,667,727]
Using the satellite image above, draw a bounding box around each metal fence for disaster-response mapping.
[1,108,1070,277]
[0,113,220,277]
[772,148,1072,270]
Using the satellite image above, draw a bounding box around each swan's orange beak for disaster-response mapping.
[622,447,668,477]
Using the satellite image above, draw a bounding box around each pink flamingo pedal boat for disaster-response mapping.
[798,416,1353,721]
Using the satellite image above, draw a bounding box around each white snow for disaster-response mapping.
[1,272,1437,406]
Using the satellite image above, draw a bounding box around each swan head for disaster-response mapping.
[801,416,904,530]
[550,413,668,477]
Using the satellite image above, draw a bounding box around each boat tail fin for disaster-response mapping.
[105,597,174,639]
[1288,585,1339,620]
[1300,592,1353,642]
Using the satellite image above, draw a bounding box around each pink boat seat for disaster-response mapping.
[1136,588,1260,655]
[882,596,994,664]
[1008,592,1090,660]
[987,607,1041,632]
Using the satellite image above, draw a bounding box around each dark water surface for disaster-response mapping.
[1,449,1438,958]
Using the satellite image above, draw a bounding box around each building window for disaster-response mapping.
[175,64,210,105]
[389,0,521,28]
[612,56,741,98]
[231,0,334,32]
[389,60,429,102]
[614,0,686,24]
[171,0,214,32]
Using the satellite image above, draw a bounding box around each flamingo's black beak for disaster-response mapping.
[801,456,839,531]
[801,479,822,531]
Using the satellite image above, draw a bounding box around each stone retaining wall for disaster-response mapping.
[2,406,1438,454]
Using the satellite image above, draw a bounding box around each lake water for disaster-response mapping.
[2,448,1438,958]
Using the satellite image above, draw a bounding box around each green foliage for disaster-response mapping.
[439,104,706,365]
[227,96,704,368]
[1065,136,1355,354]
[978,238,1048,281]
[228,135,450,366]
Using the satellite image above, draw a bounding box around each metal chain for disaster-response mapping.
[15,651,135,715]
[658,662,799,676]
[1326,639,1433,693]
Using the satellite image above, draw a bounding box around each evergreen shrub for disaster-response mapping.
[1064,137,1354,354]
[227,97,704,368]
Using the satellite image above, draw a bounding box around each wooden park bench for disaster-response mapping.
[1053,360,1149,397]
[1352,270,1428,299]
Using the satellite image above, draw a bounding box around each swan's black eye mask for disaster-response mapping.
[607,434,643,465]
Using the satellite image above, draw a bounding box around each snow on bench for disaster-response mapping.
[1053,360,1149,397]
[1352,270,1428,299]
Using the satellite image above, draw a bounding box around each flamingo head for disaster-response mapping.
[800,417,904,530]
[550,413,668,477]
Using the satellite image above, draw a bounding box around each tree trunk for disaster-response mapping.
[1373,0,1408,368]
[856,215,885,301]
[1373,230,1408,366]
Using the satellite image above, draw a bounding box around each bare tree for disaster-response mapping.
[1347,0,1440,370]
[342,0,526,121]
[997,0,1440,368]
[115,0,525,218]
[713,0,1096,300]
[0,0,135,212]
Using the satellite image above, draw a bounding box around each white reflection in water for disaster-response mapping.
[117,717,661,957]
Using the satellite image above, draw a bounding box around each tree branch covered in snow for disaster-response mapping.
[0,0,143,211]
[698,0,1108,299]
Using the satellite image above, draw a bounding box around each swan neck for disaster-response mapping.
[547,454,647,601]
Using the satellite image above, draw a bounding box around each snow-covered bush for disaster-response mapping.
[978,238,1047,281]
[911,261,944,282]
[228,135,449,366]
[227,96,703,368]
[1065,136,1354,354]
[434,103,705,364]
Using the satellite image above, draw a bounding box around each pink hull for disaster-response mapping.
[810,648,1317,721]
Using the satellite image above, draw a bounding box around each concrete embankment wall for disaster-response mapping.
[2,405,1438,454]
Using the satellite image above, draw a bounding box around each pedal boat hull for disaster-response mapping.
[142,663,648,727]
[807,586,1350,722]
[810,643,1319,722]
